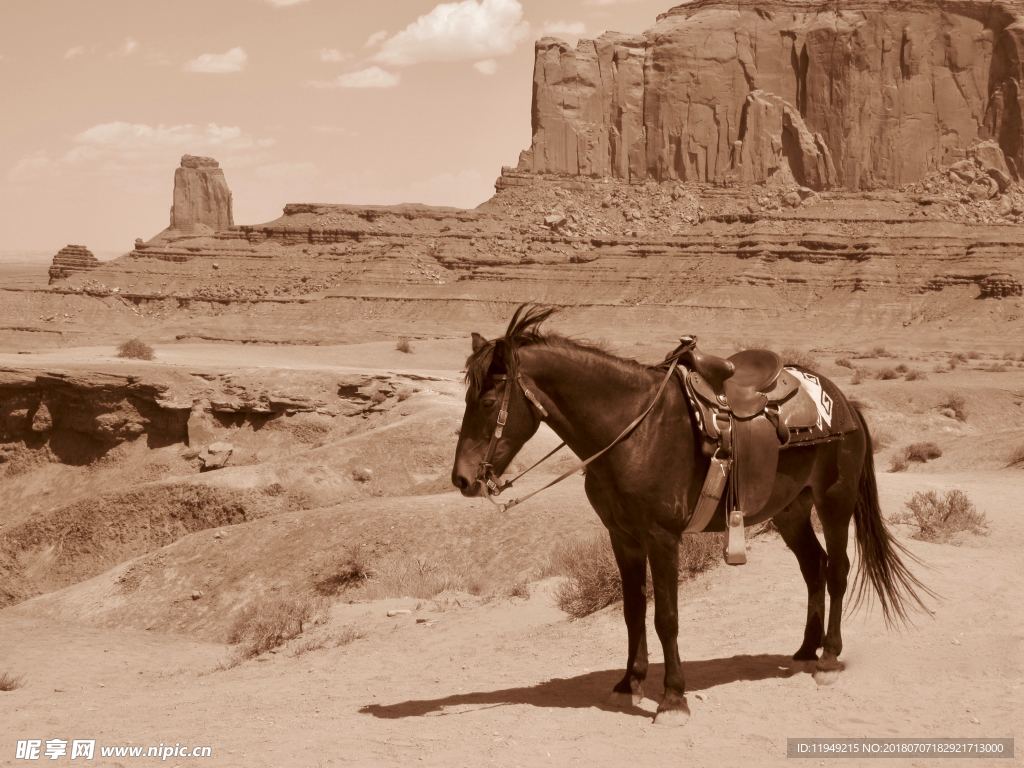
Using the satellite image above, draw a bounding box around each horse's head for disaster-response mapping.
[451,317,549,497]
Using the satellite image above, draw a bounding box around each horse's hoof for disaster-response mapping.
[653,701,691,727]
[609,690,644,708]
[813,659,845,686]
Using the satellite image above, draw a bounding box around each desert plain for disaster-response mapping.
[3,0,1024,766]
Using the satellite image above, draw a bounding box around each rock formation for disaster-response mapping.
[519,0,1024,190]
[170,155,233,232]
[48,244,98,283]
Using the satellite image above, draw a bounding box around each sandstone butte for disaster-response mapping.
[11,0,1023,348]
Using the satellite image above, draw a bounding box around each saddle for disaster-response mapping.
[674,336,824,564]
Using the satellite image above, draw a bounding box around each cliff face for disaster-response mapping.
[519,0,1024,190]
[170,155,233,232]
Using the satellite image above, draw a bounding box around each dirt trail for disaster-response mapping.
[1,471,1019,768]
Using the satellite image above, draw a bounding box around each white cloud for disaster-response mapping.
[373,0,529,66]
[539,21,586,40]
[112,37,139,57]
[64,45,86,60]
[318,48,350,63]
[473,59,497,75]
[306,66,400,89]
[184,47,248,74]
[8,122,275,184]
[265,0,310,6]
[365,30,389,48]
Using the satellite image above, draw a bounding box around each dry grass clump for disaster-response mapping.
[938,392,967,422]
[889,441,943,472]
[834,357,854,369]
[875,367,900,380]
[226,594,328,659]
[0,672,25,691]
[313,547,373,596]
[550,533,722,619]
[290,626,363,657]
[903,368,927,381]
[395,337,414,354]
[781,348,819,369]
[116,338,155,360]
[891,490,988,543]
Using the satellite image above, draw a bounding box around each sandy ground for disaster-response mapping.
[1,338,1021,767]
[1,468,1020,768]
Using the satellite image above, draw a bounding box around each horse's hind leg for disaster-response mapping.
[773,489,827,661]
[608,533,648,707]
[813,472,857,681]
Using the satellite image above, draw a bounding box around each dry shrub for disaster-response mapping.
[871,427,894,453]
[226,594,328,658]
[550,533,721,619]
[0,672,24,691]
[979,363,1008,373]
[895,363,909,374]
[116,338,154,360]
[781,348,819,369]
[966,350,980,359]
[876,367,900,381]
[892,490,988,543]
[938,393,967,422]
[834,357,854,369]
[903,441,943,463]
[904,369,927,381]
[395,337,413,354]
[506,580,530,599]
[290,626,363,657]
[889,455,909,473]
[355,555,471,600]
[851,368,864,385]
[871,345,893,358]
[314,547,373,596]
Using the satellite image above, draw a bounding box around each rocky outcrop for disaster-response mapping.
[48,244,98,283]
[519,0,1024,190]
[170,155,233,232]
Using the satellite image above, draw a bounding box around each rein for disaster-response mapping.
[477,354,682,513]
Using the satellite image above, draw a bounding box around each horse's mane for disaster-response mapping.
[464,304,646,401]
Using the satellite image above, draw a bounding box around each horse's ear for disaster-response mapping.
[489,339,508,375]
[471,332,486,353]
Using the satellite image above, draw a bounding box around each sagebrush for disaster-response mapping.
[116,338,155,360]
[0,672,24,691]
[891,490,988,543]
[226,595,328,658]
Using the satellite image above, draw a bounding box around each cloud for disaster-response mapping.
[265,0,310,6]
[184,47,248,74]
[8,122,275,184]
[306,66,400,89]
[373,0,529,66]
[365,30,389,48]
[64,45,86,60]
[539,21,586,39]
[318,48,350,63]
[112,37,139,57]
[473,59,497,75]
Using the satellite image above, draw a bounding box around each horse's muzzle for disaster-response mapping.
[451,471,485,497]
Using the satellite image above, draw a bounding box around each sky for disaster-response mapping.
[0,0,671,253]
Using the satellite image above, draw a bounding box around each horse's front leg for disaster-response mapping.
[608,532,648,707]
[648,530,689,725]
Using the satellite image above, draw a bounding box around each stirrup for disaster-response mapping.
[724,510,747,565]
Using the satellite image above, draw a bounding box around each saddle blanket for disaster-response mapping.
[783,367,857,446]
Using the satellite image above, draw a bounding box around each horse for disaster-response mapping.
[450,305,931,725]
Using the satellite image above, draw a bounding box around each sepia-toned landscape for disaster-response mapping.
[1,0,1022,766]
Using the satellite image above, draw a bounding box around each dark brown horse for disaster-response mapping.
[451,306,930,725]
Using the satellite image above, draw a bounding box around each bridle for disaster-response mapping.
[472,350,683,513]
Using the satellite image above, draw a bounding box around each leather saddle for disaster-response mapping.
[675,336,822,536]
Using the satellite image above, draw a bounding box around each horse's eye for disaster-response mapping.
[480,397,497,408]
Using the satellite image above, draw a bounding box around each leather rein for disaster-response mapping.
[475,352,683,513]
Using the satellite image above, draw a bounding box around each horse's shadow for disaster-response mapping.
[360,653,809,719]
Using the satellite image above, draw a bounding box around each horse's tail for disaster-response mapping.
[849,406,934,626]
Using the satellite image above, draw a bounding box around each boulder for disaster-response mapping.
[170,155,233,232]
[199,441,234,471]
